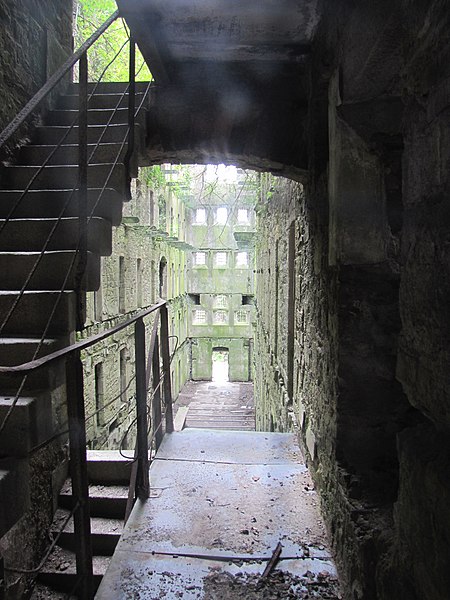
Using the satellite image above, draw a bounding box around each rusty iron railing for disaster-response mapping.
[0,301,174,597]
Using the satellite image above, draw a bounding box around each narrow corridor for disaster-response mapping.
[96,430,341,599]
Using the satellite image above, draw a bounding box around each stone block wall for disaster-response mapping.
[255,2,450,599]
[0,0,72,157]
[0,3,72,595]
[82,175,190,451]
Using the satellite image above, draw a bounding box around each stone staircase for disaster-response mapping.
[31,450,132,599]
[0,82,148,542]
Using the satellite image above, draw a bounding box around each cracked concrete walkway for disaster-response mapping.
[96,429,340,599]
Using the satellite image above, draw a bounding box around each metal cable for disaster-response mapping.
[0,38,133,339]
[4,502,79,574]
[0,59,152,437]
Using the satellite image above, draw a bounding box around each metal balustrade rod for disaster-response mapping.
[135,317,150,500]
[66,350,94,599]
[160,304,174,433]
[77,51,89,330]
[152,333,163,450]
[124,36,136,200]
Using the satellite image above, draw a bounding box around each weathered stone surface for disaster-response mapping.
[0,0,72,157]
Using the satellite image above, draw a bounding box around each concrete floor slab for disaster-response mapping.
[156,429,303,464]
[96,429,337,599]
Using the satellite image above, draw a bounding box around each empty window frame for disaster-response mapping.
[214,294,228,308]
[119,348,127,404]
[194,251,206,266]
[213,310,228,324]
[235,310,249,324]
[118,256,125,313]
[189,293,201,305]
[94,267,103,321]
[193,309,207,324]
[215,207,228,225]
[194,208,206,224]
[136,258,143,308]
[95,363,105,426]
[236,251,248,267]
[215,252,227,267]
[237,208,249,223]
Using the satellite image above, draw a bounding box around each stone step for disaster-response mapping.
[19,142,127,166]
[86,450,133,485]
[68,81,150,94]
[34,123,133,145]
[0,336,63,367]
[0,189,123,225]
[47,108,130,127]
[0,251,100,292]
[30,582,77,599]
[185,423,255,431]
[57,91,146,111]
[0,457,29,538]
[0,164,126,195]
[35,546,108,595]
[59,480,128,519]
[0,290,76,336]
[0,336,67,394]
[0,393,53,457]
[52,509,123,555]
[0,217,111,255]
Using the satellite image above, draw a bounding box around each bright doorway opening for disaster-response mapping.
[212,348,229,383]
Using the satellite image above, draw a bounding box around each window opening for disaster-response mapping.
[215,252,227,267]
[189,294,201,305]
[94,265,103,321]
[213,310,228,324]
[236,251,248,267]
[214,294,228,308]
[235,310,248,324]
[136,258,143,308]
[193,309,207,324]
[119,349,127,405]
[237,208,249,223]
[194,208,206,224]
[95,363,105,426]
[194,251,206,266]
[119,256,125,313]
[216,207,228,225]
[159,257,167,298]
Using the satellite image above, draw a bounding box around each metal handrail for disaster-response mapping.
[0,301,166,374]
[0,10,119,150]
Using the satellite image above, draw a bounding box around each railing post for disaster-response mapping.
[135,317,149,500]
[76,51,88,330]
[159,304,174,433]
[66,350,94,599]
[152,334,163,449]
[124,36,136,200]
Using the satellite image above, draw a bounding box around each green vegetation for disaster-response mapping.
[74,0,152,82]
